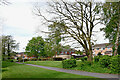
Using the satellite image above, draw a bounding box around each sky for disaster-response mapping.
[0,0,109,52]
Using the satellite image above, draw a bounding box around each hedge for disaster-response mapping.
[110,55,120,73]
[94,56,100,62]
[81,57,87,62]
[62,59,77,68]
[99,55,111,68]
[53,57,63,61]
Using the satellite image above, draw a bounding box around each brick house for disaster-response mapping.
[93,43,113,56]
[53,48,76,59]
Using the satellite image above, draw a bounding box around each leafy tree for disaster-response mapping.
[101,2,120,56]
[45,22,63,57]
[44,41,54,57]
[25,36,45,58]
[34,1,103,61]
[2,35,19,60]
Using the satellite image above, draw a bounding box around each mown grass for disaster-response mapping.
[25,61,111,74]
[2,61,103,79]
[25,61,62,68]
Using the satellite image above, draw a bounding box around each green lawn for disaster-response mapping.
[25,61,62,68]
[25,61,111,74]
[2,61,104,79]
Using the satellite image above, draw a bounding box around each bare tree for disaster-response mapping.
[34,0,102,61]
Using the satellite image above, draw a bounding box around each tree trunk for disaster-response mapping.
[114,24,119,56]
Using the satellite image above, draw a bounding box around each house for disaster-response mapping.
[16,52,27,59]
[53,48,76,59]
[93,43,113,56]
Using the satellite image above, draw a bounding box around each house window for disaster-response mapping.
[107,48,110,49]
[65,51,67,54]
[61,52,63,55]
[101,48,105,50]
[96,48,99,50]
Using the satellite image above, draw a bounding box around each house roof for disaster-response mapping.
[61,48,76,51]
[17,52,25,55]
[93,43,113,48]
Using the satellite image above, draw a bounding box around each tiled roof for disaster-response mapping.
[93,43,113,48]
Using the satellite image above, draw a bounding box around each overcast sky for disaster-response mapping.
[0,0,109,52]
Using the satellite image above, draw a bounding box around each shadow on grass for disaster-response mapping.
[2,61,20,68]
[2,68,8,72]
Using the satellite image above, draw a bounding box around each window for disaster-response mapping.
[96,48,99,50]
[101,48,105,50]
[61,52,63,55]
[107,48,110,49]
[65,51,67,54]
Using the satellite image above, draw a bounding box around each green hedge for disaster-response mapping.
[62,59,77,68]
[110,55,120,73]
[81,57,87,62]
[99,55,111,68]
[53,57,63,61]
[6,59,14,62]
[94,56,100,62]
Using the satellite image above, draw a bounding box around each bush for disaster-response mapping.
[71,56,74,59]
[94,56,100,62]
[6,59,14,62]
[17,57,22,62]
[78,62,85,69]
[81,57,87,62]
[31,58,37,61]
[84,61,92,66]
[53,57,63,61]
[99,55,111,68]
[110,55,120,73]
[62,59,77,68]
[76,58,80,60]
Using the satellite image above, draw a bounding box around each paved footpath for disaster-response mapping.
[17,62,119,80]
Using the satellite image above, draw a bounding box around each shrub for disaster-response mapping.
[76,58,80,60]
[99,55,111,68]
[98,52,102,56]
[78,62,85,69]
[71,56,74,59]
[84,61,92,66]
[110,55,120,73]
[81,57,87,62]
[94,56,100,62]
[6,59,14,62]
[53,57,63,61]
[24,59,29,62]
[62,59,77,68]
[17,57,22,62]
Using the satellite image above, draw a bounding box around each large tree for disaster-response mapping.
[101,2,120,56]
[2,35,19,60]
[25,36,45,58]
[34,0,102,61]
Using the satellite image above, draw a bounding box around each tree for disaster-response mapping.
[48,22,63,56]
[25,36,45,58]
[101,2,120,56]
[44,41,55,57]
[2,35,19,60]
[34,1,102,61]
